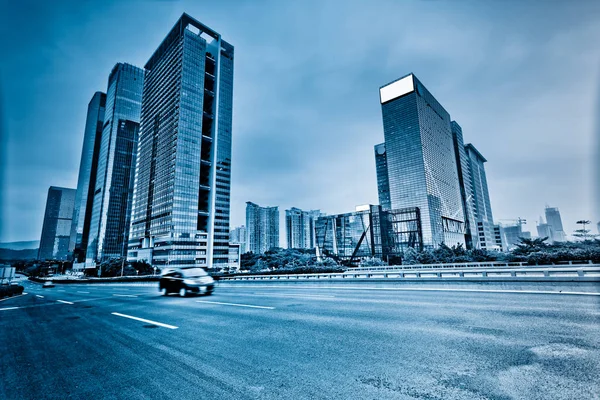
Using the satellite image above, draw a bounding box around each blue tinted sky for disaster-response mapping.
[1,0,599,243]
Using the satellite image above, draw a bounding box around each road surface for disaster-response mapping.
[1,280,599,399]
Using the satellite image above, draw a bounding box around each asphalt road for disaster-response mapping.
[1,280,599,400]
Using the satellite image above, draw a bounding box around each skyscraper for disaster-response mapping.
[285,207,320,249]
[377,73,465,248]
[451,121,477,249]
[38,186,76,260]
[374,143,391,211]
[246,202,279,254]
[69,92,106,262]
[128,14,234,268]
[464,143,497,249]
[545,206,566,242]
[87,63,144,263]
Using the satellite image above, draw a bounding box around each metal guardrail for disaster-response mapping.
[220,265,600,282]
[350,260,594,272]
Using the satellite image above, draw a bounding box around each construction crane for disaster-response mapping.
[499,217,527,227]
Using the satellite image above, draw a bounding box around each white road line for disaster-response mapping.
[57,300,74,304]
[0,307,20,311]
[36,295,44,298]
[196,300,275,310]
[237,293,335,300]
[0,293,28,302]
[112,294,138,298]
[111,312,178,329]
[77,291,90,294]
[219,284,600,296]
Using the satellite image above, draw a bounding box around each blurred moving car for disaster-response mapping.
[0,283,24,298]
[159,267,214,297]
[42,281,55,288]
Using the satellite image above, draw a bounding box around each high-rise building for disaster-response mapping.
[315,205,421,263]
[374,143,391,211]
[451,121,477,250]
[128,14,234,268]
[38,186,76,260]
[229,225,247,254]
[285,207,321,249]
[246,202,279,254]
[377,73,465,248]
[545,206,566,242]
[86,63,144,263]
[69,92,106,262]
[464,143,497,250]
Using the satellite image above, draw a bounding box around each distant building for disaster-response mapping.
[127,14,234,269]
[38,187,76,261]
[246,202,279,254]
[377,73,466,248]
[315,205,421,263]
[69,92,106,262]
[545,206,566,242]
[86,63,144,264]
[227,243,241,272]
[464,143,497,250]
[285,208,321,249]
[500,223,531,250]
[229,225,247,254]
[536,216,554,243]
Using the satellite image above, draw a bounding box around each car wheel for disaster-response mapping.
[160,287,168,296]
[179,288,187,297]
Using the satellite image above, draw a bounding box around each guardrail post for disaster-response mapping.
[481,271,487,277]
[543,270,550,277]
[577,270,584,277]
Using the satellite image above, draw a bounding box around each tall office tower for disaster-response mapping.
[86,63,144,263]
[285,207,321,249]
[229,225,247,254]
[128,14,234,268]
[246,202,279,254]
[464,143,497,249]
[545,206,566,242]
[374,143,391,211]
[377,73,465,248]
[451,121,477,249]
[38,187,76,260]
[69,92,107,262]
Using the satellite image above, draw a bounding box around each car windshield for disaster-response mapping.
[180,267,208,278]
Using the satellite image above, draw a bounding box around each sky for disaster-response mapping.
[0,0,599,244]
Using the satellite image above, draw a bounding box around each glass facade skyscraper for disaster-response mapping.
[39,186,76,261]
[127,14,234,268]
[285,207,320,249]
[374,143,391,211]
[69,92,106,262]
[377,73,466,248]
[451,121,477,250]
[246,202,279,254]
[87,63,144,263]
[464,143,497,249]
